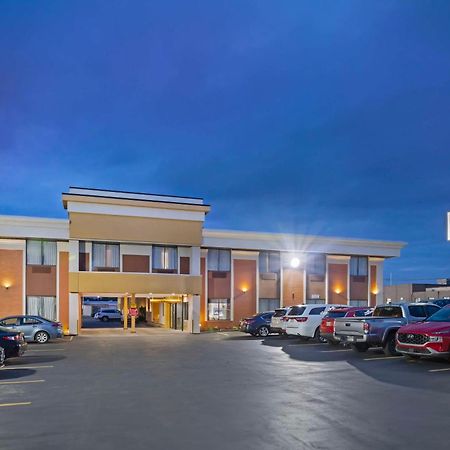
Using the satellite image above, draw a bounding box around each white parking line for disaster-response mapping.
[429,367,450,373]
[0,365,54,370]
[27,348,65,352]
[0,402,32,407]
[0,379,45,385]
[363,356,404,361]
[321,349,352,353]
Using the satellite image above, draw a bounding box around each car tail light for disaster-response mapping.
[52,322,62,328]
[2,335,20,341]
[363,322,370,334]
[295,317,308,322]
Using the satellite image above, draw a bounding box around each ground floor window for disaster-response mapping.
[258,298,280,312]
[349,300,368,307]
[26,296,57,321]
[207,298,230,321]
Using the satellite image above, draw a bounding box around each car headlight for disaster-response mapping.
[429,335,443,343]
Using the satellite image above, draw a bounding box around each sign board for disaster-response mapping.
[129,308,138,317]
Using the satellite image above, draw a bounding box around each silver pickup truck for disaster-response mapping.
[334,303,440,355]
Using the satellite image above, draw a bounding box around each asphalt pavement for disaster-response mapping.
[1,329,450,450]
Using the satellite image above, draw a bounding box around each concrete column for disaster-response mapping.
[68,240,79,272]
[68,293,79,335]
[190,295,200,334]
[130,293,136,333]
[123,296,128,330]
[190,246,201,275]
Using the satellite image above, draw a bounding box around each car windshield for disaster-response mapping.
[426,307,450,323]
[288,306,306,316]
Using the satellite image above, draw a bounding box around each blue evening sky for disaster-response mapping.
[1,1,449,283]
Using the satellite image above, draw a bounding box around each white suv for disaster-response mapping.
[284,304,346,340]
[94,308,123,322]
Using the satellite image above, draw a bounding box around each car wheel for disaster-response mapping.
[351,343,369,353]
[383,335,399,356]
[101,316,109,322]
[35,331,49,344]
[314,327,327,343]
[257,326,270,337]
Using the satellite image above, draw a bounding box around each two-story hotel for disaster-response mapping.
[0,187,405,334]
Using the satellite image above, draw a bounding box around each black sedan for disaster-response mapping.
[0,326,27,359]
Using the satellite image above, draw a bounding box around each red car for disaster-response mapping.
[320,306,372,345]
[396,305,450,360]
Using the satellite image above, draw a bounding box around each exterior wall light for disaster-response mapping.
[334,288,342,295]
[290,257,300,269]
[372,289,379,295]
[241,286,248,293]
[3,283,11,290]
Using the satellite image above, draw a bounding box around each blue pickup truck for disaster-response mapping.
[334,303,440,355]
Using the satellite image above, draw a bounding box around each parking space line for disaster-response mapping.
[363,356,404,361]
[27,348,65,352]
[429,367,450,373]
[0,365,54,370]
[0,402,32,407]
[321,349,351,352]
[0,379,45,385]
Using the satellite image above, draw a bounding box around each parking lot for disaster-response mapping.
[1,331,450,450]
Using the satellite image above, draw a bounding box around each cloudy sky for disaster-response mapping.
[1,0,449,283]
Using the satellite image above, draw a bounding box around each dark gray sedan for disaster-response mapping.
[0,315,63,343]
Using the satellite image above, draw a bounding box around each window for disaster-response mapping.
[354,309,372,317]
[288,306,306,316]
[349,300,368,307]
[350,256,368,276]
[207,249,231,272]
[27,240,57,265]
[21,317,41,325]
[259,252,280,274]
[183,302,189,321]
[309,307,325,315]
[425,305,440,317]
[306,254,326,276]
[0,317,20,326]
[207,299,230,320]
[408,305,426,318]
[92,243,120,271]
[326,311,347,318]
[26,296,57,321]
[373,306,402,318]
[258,298,280,312]
[152,246,178,273]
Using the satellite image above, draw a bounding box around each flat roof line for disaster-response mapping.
[68,186,205,201]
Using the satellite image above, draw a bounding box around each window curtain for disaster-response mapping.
[93,243,119,269]
[42,241,57,265]
[307,254,326,276]
[93,243,106,268]
[27,240,42,264]
[208,249,230,271]
[350,256,368,276]
[152,246,177,270]
[26,296,57,321]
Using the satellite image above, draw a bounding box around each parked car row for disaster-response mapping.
[240,301,450,362]
[0,314,63,364]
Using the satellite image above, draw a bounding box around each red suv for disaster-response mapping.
[320,306,372,345]
[396,305,450,360]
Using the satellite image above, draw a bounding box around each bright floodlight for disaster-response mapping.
[290,257,300,268]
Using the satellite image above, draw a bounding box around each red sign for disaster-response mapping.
[129,308,138,317]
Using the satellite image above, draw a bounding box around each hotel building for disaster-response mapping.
[0,187,405,334]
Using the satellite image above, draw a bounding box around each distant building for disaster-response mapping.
[384,280,450,302]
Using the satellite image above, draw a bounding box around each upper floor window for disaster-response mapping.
[27,240,57,266]
[207,249,231,272]
[350,256,368,277]
[152,246,178,273]
[306,254,326,276]
[259,251,280,274]
[92,243,120,271]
